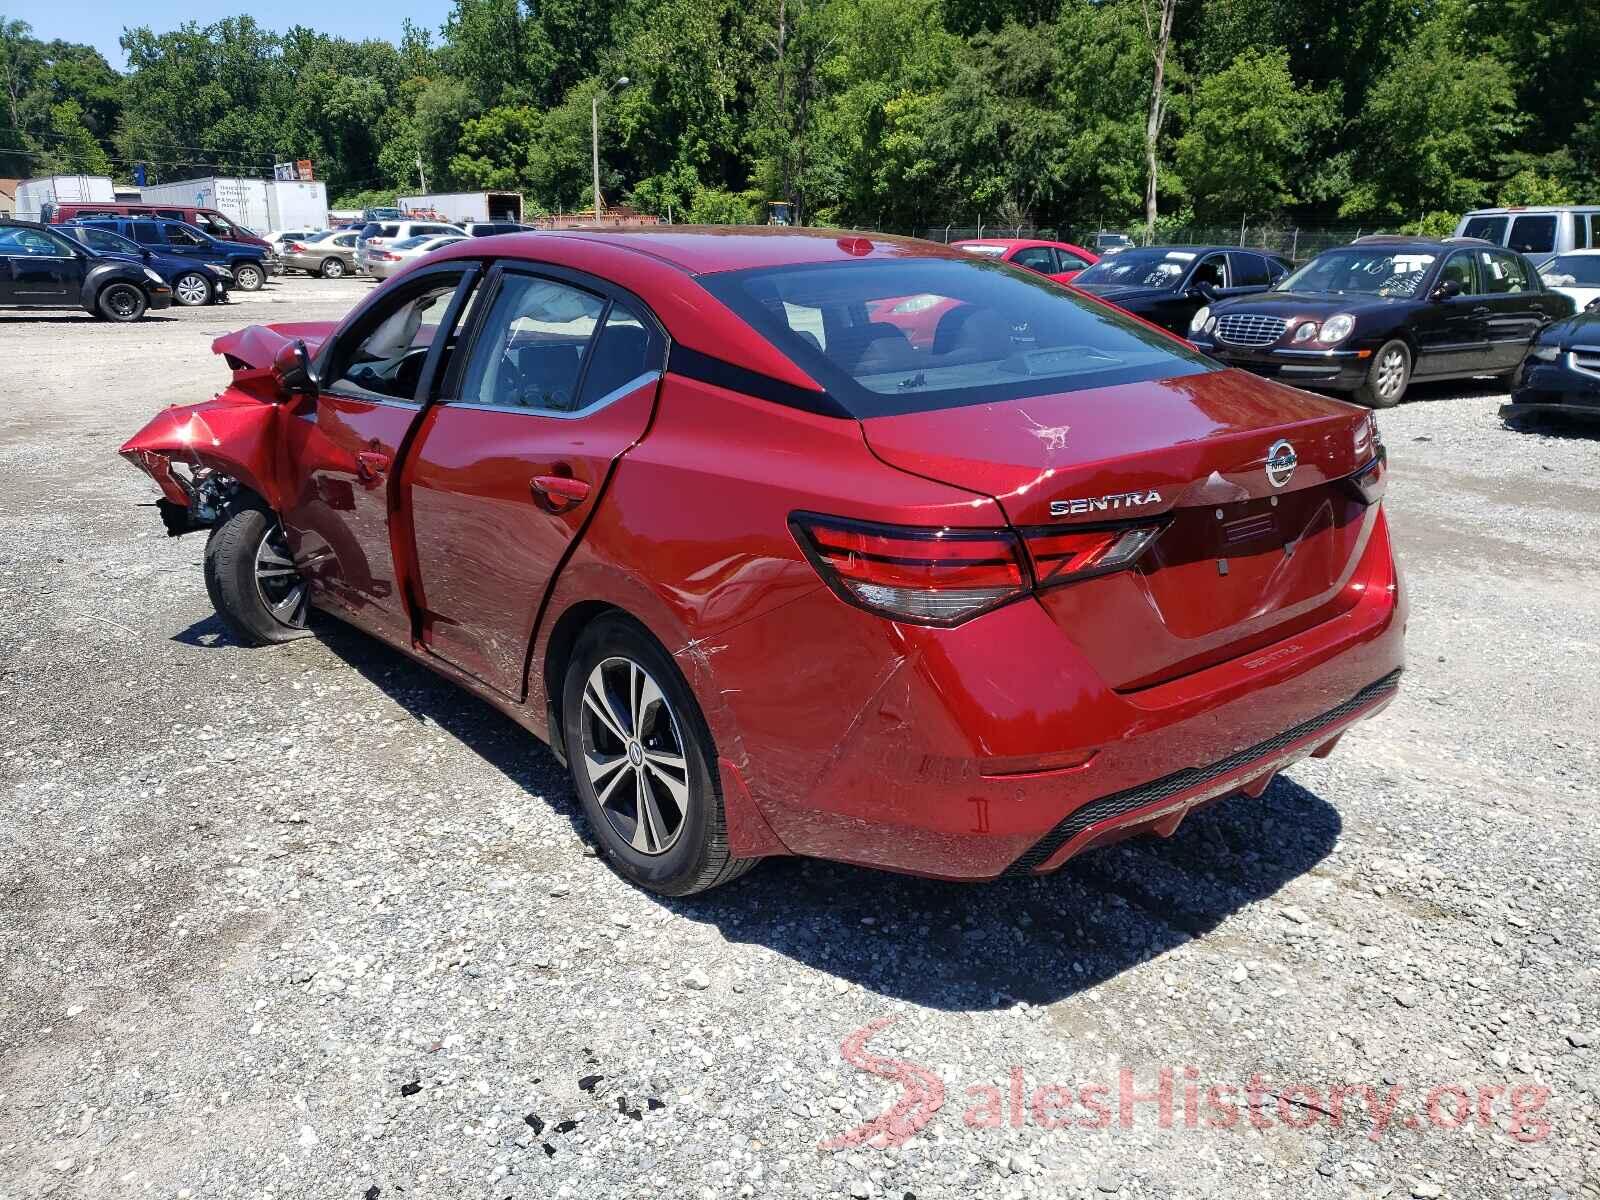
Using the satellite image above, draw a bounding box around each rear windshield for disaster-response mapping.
[1073,249,1195,290]
[698,258,1216,418]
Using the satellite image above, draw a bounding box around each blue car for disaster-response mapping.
[60,223,233,307]
[64,217,269,292]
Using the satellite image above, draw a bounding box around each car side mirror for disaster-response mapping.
[1432,278,1462,301]
[272,338,318,398]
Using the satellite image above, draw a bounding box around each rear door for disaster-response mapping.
[403,265,666,698]
[279,264,480,644]
[1477,249,1545,370]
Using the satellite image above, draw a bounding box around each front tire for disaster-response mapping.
[96,283,147,322]
[203,501,310,646]
[233,262,265,291]
[561,615,756,896]
[1355,339,1410,408]
[320,257,346,279]
[173,272,212,307]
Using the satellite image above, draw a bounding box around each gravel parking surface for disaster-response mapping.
[1,276,1597,1199]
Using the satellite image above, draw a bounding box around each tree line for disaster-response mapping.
[2,0,1596,235]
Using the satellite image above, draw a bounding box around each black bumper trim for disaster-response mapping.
[1000,669,1403,877]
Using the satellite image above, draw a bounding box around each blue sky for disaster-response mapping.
[10,0,454,70]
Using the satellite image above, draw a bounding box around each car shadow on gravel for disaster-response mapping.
[0,314,179,324]
[272,614,1344,1013]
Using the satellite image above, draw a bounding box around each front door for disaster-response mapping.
[0,226,82,301]
[404,266,666,698]
[1413,250,1488,377]
[279,264,480,644]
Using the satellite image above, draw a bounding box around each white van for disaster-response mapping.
[1453,206,1600,268]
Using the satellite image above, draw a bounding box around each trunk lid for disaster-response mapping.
[860,368,1380,689]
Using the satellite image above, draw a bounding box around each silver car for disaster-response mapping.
[360,233,469,280]
[282,231,361,278]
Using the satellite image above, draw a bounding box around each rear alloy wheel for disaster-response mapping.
[173,272,212,307]
[233,263,265,291]
[1356,339,1410,408]
[562,615,756,895]
[203,501,310,645]
[96,282,147,322]
[320,257,346,279]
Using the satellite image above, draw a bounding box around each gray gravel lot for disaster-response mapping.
[1,276,1597,1199]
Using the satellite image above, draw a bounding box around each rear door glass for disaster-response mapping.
[1011,247,1055,273]
[1508,215,1557,255]
[1229,253,1269,286]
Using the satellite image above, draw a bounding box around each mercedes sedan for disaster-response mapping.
[119,229,1405,895]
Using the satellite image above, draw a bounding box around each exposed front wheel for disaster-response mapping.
[203,502,310,645]
[320,257,346,279]
[561,615,756,896]
[233,263,265,291]
[1355,339,1410,408]
[173,272,212,307]
[96,283,147,322]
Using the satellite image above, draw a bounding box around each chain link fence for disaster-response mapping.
[920,224,1390,262]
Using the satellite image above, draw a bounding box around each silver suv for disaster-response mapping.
[1454,207,1600,269]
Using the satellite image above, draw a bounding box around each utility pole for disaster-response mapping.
[592,76,630,222]
[415,151,428,193]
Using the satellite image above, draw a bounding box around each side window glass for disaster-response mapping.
[1012,247,1054,272]
[131,223,164,246]
[165,224,206,248]
[1057,252,1090,272]
[1508,215,1556,256]
[578,305,661,407]
[1191,254,1228,289]
[1575,214,1590,250]
[155,209,185,221]
[327,279,466,402]
[1478,251,1530,294]
[1230,253,1269,286]
[459,274,605,412]
[1439,253,1475,292]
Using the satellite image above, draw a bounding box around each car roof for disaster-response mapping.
[433,226,966,275]
[1464,205,1600,214]
[1346,235,1491,251]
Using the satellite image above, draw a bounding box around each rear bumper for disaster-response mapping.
[1191,337,1371,390]
[712,507,1405,880]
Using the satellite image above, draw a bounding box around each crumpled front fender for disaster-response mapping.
[119,398,288,514]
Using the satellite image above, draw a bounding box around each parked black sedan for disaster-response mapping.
[0,219,173,321]
[1501,310,1600,424]
[1071,245,1292,334]
[1188,236,1573,407]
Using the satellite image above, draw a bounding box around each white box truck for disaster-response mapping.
[14,175,116,220]
[397,191,523,225]
[140,177,272,231]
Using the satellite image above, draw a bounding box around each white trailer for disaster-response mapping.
[139,177,273,231]
[397,191,524,224]
[14,175,115,220]
[264,180,329,231]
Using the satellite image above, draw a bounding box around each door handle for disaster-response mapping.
[531,474,591,510]
[356,450,390,484]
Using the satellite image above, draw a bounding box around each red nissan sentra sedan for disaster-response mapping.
[121,229,1405,896]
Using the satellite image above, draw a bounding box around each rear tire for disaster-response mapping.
[561,614,756,896]
[233,262,264,291]
[1354,339,1409,408]
[320,257,346,279]
[95,283,147,322]
[203,500,311,646]
[173,272,212,307]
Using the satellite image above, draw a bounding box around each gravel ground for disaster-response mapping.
[1,276,1597,1200]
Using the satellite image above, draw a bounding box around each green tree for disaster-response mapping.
[33,98,112,173]
[1175,48,1334,221]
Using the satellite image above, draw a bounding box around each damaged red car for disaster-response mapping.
[121,229,1405,896]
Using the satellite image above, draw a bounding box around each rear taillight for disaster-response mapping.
[1023,525,1163,587]
[287,242,305,253]
[791,513,1162,627]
